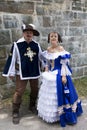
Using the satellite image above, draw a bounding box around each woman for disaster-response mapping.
[37,32,83,127]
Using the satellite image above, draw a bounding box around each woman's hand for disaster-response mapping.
[45,66,49,71]
[62,75,67,84]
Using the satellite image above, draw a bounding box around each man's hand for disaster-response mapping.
[9,76,15,82]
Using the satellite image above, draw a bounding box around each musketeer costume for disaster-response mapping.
[37,50,83,127]
[3,37,43,124]
[3,37,42,79]
[3,23,42,124]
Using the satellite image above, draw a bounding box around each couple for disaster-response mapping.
[2,23,83,127]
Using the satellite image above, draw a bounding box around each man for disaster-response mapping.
[2,23,42,124]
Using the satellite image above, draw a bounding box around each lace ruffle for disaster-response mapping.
[37,76,59,123]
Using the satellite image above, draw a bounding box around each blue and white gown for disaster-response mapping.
[37,50,83,127]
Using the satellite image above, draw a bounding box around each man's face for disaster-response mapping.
[23,30,33,43]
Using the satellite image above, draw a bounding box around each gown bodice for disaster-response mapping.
[48,57,61,71]
[42,50,71,71]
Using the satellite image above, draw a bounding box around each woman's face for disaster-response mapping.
[49,32,58,47]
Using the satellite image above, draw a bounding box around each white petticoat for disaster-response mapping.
[37,70,60,123]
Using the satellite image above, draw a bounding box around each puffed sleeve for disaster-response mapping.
[60,51,72,76]
[2,42,17,77]
[38,44,46,68]
[39,50,50,69]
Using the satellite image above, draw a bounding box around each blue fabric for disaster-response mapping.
[3,40,40,78]
[76,101,83,116]
[60,114,66,127]
[60,53,71,59]
[56,74,83,127]
[60,108,77,127]
[17,41,40,77]
[53,53,83,127]
[64,108,77,125]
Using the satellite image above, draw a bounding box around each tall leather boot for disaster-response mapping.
[12,103,20,124]
[29,96,37,114]
[29,79,38,114]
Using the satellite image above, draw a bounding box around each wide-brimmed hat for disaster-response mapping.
[21,23,40,36]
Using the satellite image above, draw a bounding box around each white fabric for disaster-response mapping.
[42,50,70,60]
[61,64,72,76]
[37,71,60,123]
[60,59,72,76]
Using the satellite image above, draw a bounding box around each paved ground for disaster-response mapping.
[0,99,87,130]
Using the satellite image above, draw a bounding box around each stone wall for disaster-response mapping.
[0,0,87,98]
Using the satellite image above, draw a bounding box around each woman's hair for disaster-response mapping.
[48,32,62,43]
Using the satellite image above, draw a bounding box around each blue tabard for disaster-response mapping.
[17,41,40,78]
[3,39,40,79]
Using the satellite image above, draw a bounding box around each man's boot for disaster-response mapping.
[12,103,20,124]
[29,96,37,114]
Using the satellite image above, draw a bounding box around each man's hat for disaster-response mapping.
[22,23,40,36]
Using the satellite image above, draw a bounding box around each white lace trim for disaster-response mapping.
[42,50,70,60]
[58,99,81,115]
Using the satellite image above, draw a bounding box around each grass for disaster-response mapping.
[0,76,87,109]
[73,76,87,99]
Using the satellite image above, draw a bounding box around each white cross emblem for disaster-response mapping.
[24,47,36,61]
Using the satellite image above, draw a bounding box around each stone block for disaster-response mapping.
[36,5,45,15]
[85,1,87,7]
[0,1,34,14]
[0,47,6,59]
[41,28,53,37]
[68,28,82,36]
[82,48,87,53]
[56,21,68,27]
[83,66,87,76]
[84,27,87,34]
[43,16,51,27]
[72,0,82,11]
[62,11,74,21]
[66,41,81,54]
[0,30,11,45]
[21,15,33,25]
[56,27,64,36]
[43,0,53,2]
[69,20,83,27]
[0,16,2,28]
[11,29,22,42]
[0,60,6,72]
[54,0,64,3]
[0,74,7,85]
[78,12,87,19]
[3,15,19,28]
[72,67,83,78]
[72,54,87,67]
[37,16,43,26]
[73,12,77,19]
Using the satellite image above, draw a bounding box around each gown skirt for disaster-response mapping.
[37,70,60,123]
